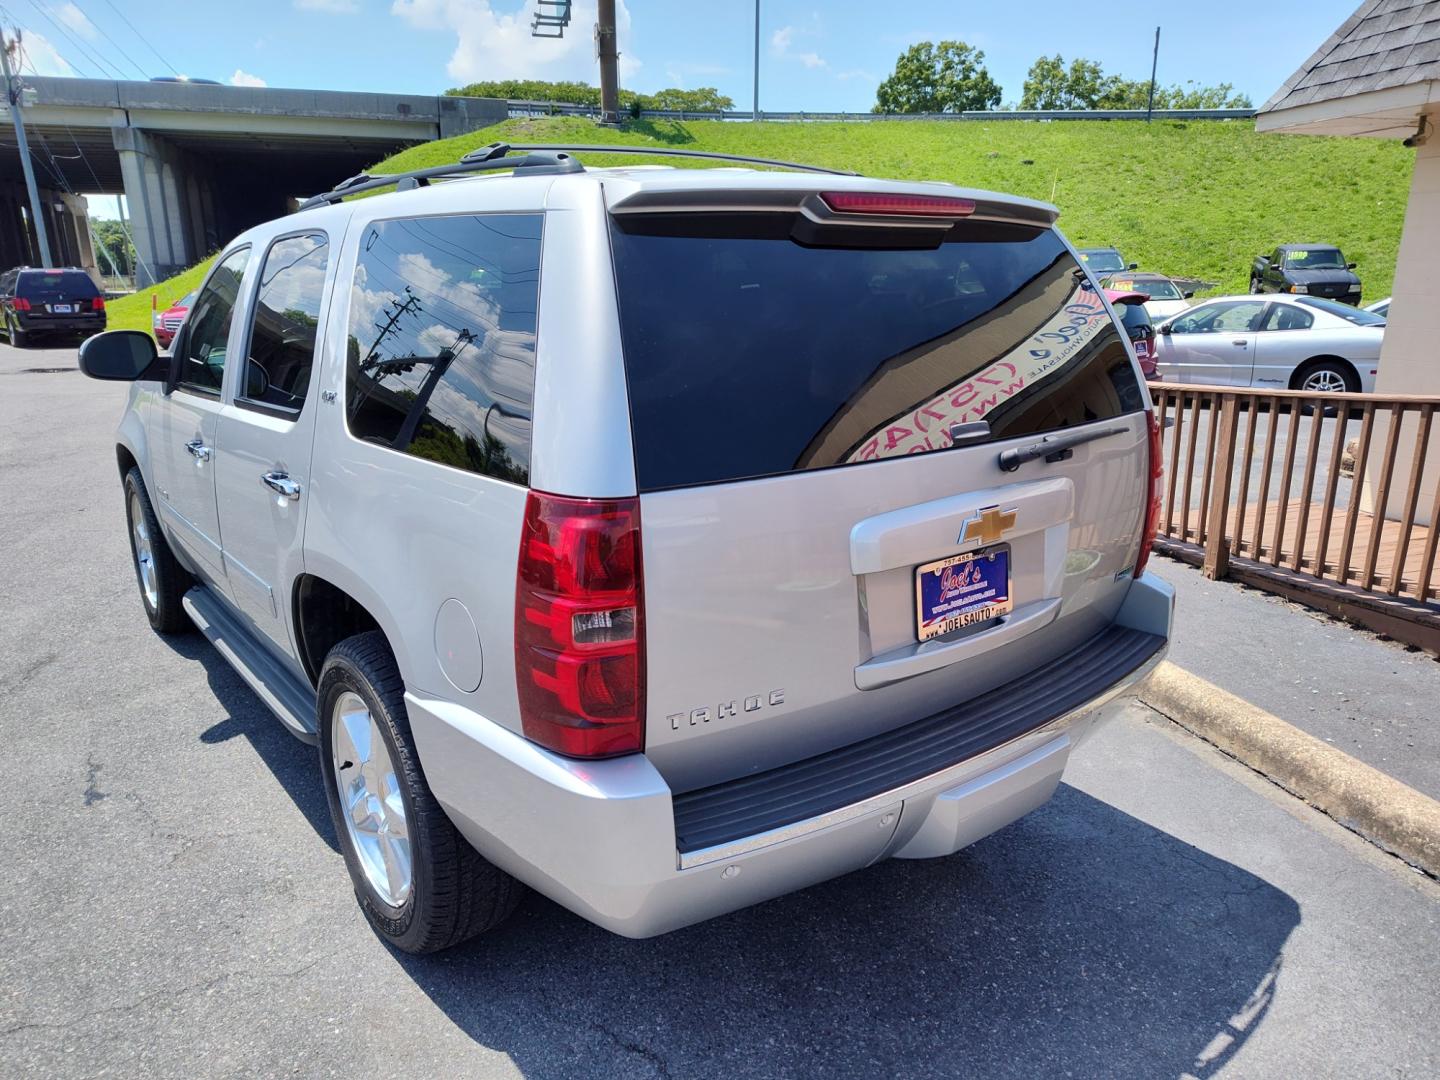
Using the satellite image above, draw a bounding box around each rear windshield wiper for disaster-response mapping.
[998,424,1130,472]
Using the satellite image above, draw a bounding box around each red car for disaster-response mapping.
[152,289,196,348]
[1105,288,1159,380]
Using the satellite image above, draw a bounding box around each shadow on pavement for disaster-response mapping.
[163,633,1298,1077]
[163,631,338,852]
[393,785,1299,1079]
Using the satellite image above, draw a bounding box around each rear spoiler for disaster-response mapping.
[604,183,1060,231]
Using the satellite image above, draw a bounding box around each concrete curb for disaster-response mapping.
[1138,660,1440,878]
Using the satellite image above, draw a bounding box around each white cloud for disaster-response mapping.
[55,2,98,40]
[771,24,825,69]
[295,0,359,12]
[15,32,75,77]
[230,68,267,87]
[393,0,640,83]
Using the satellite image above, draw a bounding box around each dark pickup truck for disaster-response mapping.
[1250,244,1362,305]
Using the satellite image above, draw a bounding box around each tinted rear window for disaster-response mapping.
[610,216,1142,491]
[18,270,98,299]
[1117,302,1152,331]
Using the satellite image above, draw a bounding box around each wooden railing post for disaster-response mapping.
[1203,393,1240,580]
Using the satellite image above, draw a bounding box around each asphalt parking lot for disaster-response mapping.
[3,341,1438,1078]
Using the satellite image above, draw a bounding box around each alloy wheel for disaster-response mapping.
[1301,369,1348,394]
[128,492,159,610]
[331,691,413,907]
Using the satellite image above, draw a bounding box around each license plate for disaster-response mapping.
[51,304,72,314]
[915,546,1013,641]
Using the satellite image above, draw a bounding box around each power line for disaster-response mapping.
[0,5,90,75]
[68,0,147,80]
[21,0,123,79]
[96,0,177,77]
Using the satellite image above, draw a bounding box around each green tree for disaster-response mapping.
[1097,77,1252,110]
[1020,54,1114,109]
[91,218,134,277]
[444,79,732,114]
[645,87,734,112]
[873,40,1002,114]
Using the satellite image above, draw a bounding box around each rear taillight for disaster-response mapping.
[92,296,105,312]
[515,491,644,758]
[12,298,29,312]
[1134,411,1163,578]
[820,191,976,217]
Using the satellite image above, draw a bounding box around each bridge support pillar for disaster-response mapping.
[113,126,219,288]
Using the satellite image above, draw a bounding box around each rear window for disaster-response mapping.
[610,216,1143,491]
[1295,297,1385,326]
[1116,302,1153,333]
[17,270,99,299]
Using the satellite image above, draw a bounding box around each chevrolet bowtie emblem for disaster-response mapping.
[959,505,1018,546]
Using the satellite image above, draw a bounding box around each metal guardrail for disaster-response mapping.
[504,100,1257,123]
[1149,382,1440,653]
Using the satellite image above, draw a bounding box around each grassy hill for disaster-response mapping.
[107,257,214,335]
[111,115,1414,333]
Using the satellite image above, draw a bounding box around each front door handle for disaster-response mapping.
[262,471,302,501]
[1232,340,1249,347]
[185,439,212,462]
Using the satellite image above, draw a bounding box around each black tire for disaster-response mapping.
[1249,277,1262,294]
[11,322,28,348]
[123,467,192,634]
[318,631,523,954]
[1292,358,1359,395]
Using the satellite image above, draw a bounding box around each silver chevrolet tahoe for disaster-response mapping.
[79,144,1173,954]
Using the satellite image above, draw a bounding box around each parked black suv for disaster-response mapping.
[1250,245,1362,305]
[0,267,107,346]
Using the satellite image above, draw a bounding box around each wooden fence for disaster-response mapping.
[1148,382,1440,652]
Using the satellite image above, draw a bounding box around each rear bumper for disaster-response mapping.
[411,572,1174,938]
[18,314,105,333]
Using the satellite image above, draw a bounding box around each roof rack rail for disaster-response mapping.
[296,146,584,210]
[470,143,856,176]
[297,141,855,211]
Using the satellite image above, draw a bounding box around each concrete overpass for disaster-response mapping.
[0,77,507,285]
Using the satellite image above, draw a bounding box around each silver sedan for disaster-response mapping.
[1152,294,1384,392]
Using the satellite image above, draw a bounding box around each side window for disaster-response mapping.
[178,247,250,395]
[1172,302,1265,335]
[345,213,541,485]
[240,232,329,415]
[1263,305,1313,332]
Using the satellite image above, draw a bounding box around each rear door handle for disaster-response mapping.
[184,439,212,462]
[262,471,302,501]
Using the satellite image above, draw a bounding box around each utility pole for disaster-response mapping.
[752,0,760,121]
[0,29,51,268]
[1145,26,1160,123]
[595,0,620,125]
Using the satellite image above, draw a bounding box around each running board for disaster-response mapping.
[182,586,318,744]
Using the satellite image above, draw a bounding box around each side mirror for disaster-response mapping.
[78,330,164,381]
[1346,262,1357,270]
[1183,290,1194,299]
[1160,324,1173,335]
[1127,262,1138,271]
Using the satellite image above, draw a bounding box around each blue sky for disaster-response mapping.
[12,1,1358,109]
